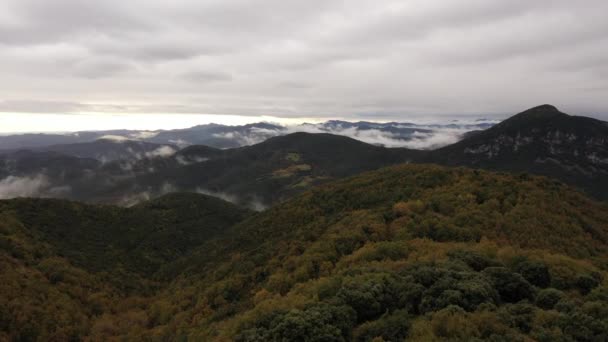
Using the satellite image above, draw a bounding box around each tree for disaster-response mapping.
[482,267,534,303]
[513,259,551,288]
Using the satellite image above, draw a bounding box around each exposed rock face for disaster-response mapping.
[427,105,608,200]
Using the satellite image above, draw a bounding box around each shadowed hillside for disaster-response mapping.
[107,132,422,207]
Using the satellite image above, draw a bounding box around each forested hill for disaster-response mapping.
[1,192,250,278]
[426,104,608,200]
[109,132,420,206]
[148,164,608,340]
[2,164,607,340]
[0,192,251,341]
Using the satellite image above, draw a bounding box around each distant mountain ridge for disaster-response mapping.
[0,105,606,205]
[0,119,494,151]
[98,106,608,204]
[0,139,176,163]
[102,132,421,207]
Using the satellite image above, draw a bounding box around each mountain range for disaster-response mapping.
[0,105,606,206]
[0,119,495,151]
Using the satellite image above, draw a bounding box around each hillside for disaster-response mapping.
[142,164,608,341]
[105,133,421,207]
[2,164,607,340]
[32,139,176,162]
[428,105,608,200]
[0,133,420,207]
[0,150,100,178]
[1,192,250,277]
[0,192,252,340]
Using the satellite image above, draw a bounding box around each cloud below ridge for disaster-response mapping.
[0,174,71,199]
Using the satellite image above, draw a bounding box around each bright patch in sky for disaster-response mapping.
[0,113,321,133]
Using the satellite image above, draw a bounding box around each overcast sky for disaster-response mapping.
[1,0,607,132]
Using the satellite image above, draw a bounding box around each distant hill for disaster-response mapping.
[0,122,286,150]
[0,130,140,149]
[146,122,285,148]
[0,150,132,201]
[1,192,250,277]
[0,120,493,151]
[32,139,176,162]
[0,133,420,206]
[426,105,608,200]
[2,164,607,340]
[122,105,608,205]
[0,150,100,178]
[0,105,606,205]
[108,132,421,207]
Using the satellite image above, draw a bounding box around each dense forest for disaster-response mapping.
[1,164,608,341]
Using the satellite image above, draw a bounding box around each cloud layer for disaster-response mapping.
[1,0,607,121]
[283,123,481,149]
[0,174,71,199]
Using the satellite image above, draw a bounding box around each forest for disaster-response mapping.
[1,164,608,341]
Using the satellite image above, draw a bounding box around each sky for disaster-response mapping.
[1,0,607,132]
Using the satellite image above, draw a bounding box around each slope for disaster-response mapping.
[2,164,608,340]
[119,164,608,341]
[33,139,176,162]
[0,192,252,340]
[112,132,421,207]
[427,104,608,200]
[0,192,251,278]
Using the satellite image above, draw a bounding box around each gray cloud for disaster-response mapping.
[182,71,234,83]
[281,123,488,149]
[0,0,607,121]
[145,146,177,158]
[0,174,71,199]
[196,187,267,211]
[72,58,133,79]
[0,100,87,113]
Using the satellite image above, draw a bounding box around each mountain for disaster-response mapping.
[0,133,419,206]
[0,149,140,202]
[0,120,494,151]
[104,133,421,207]
[0,150,100,178]
[0,130,144,150]
[315,119,495,148]
[427,105,608,200]
[0,105,606,207]
[98,105,608,206]
[28,139,177,162]
[1,164,607,340]
[0,150,103,200]
[0,123,285,150]
[146,122,286,148]
[0,138,176,163]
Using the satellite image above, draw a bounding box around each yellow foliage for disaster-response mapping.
[253,288,273,305]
